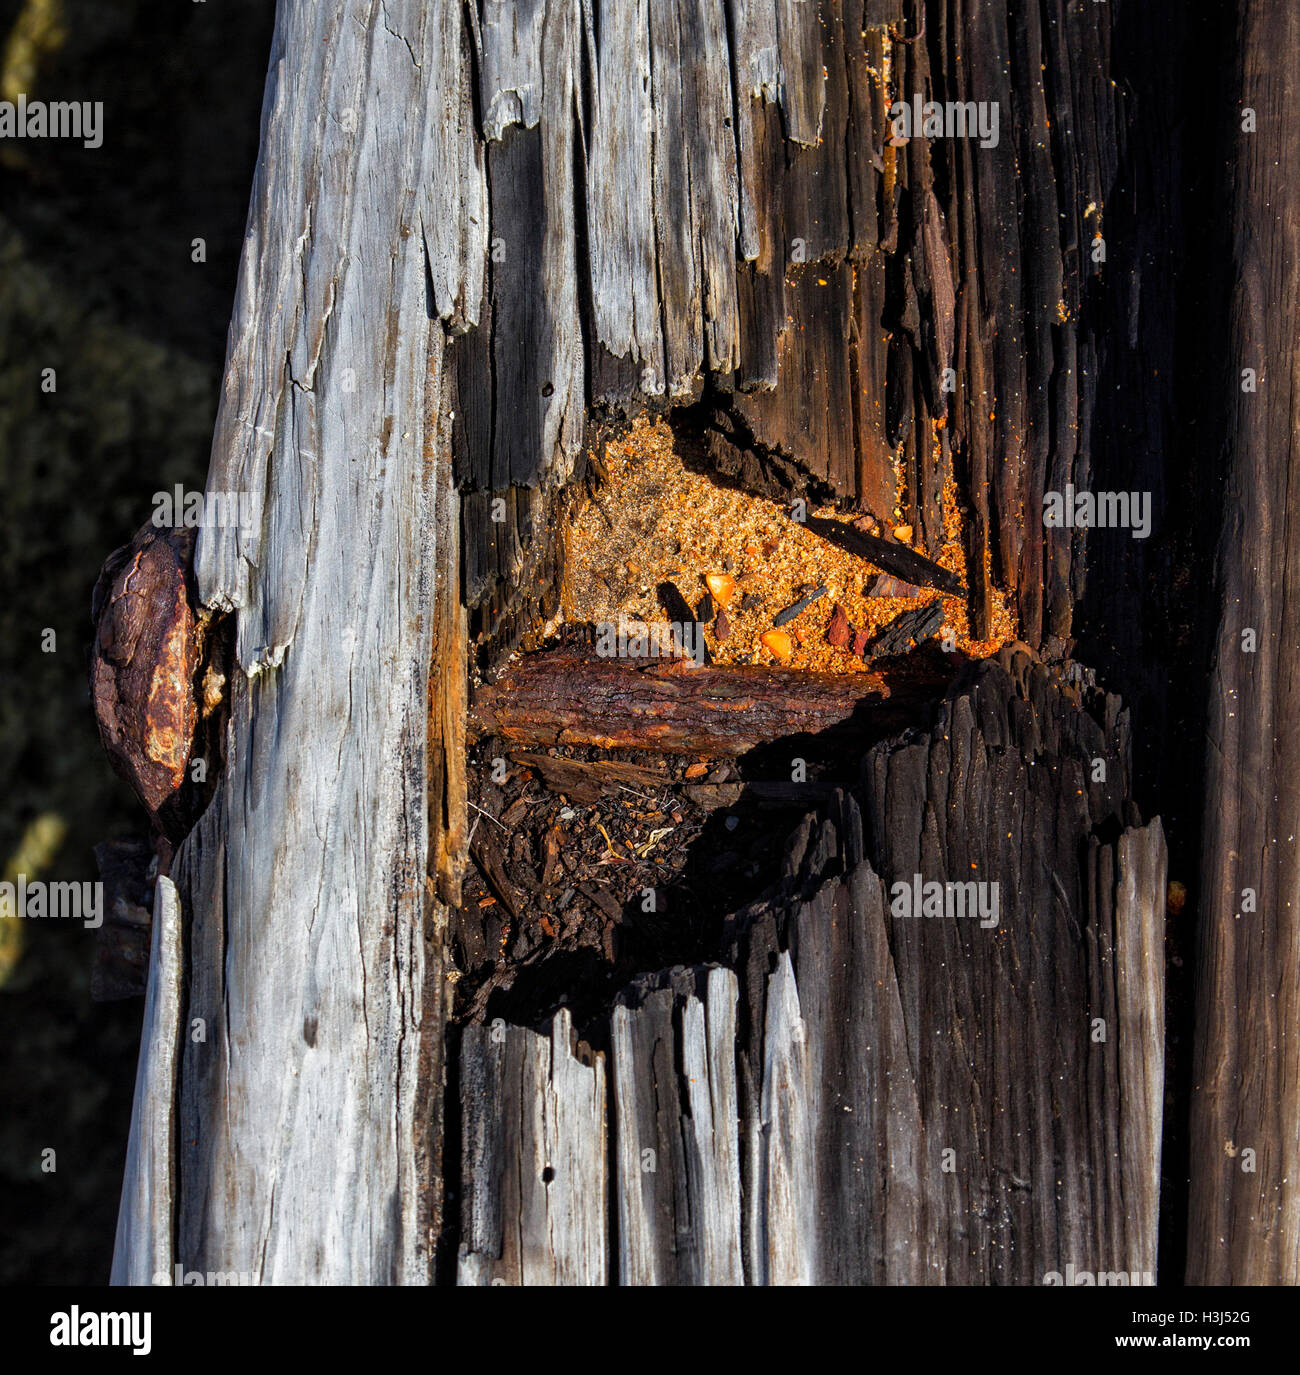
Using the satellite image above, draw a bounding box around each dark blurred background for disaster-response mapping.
[0,0,274,1283]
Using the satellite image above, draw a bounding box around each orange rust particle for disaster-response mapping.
[761,629,795,661]
[705,572,736,607]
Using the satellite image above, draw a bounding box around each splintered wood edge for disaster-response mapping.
[110,875,182,1286]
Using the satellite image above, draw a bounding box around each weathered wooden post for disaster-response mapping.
[106,0,1215,1286]
[1185,2,1300,1287]
[112,0,483,1283]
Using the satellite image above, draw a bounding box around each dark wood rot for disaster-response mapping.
[862,599,944,661]
[467,641,959,758]
[803,515,965,597]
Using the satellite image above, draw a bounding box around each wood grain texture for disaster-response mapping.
[735,653,1165,1284]
[479,0,547,141]
[482,0,585,490]
[111,877,182,1287]
[457,653,1166,1283]
[466,643,935,756]
[1116,823,1166,1281]
[454,1,1135,663]
[160,0,479,1284]
[649,0,740,391]
[457,1009,607,1284]
[1186,0,1300,1287]
[611,967,744,1284]
[586,0,663,380]
[116,0,1189,1288]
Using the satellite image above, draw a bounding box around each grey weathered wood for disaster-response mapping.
[110,876,182,1287]
[611,967,744,1285]
[760,860,932,1285]
[649,0,741,391]
[147,0,483,1285]
[774,0,826,147]
[753,953,817,1285]
[479,0,546,141]
[481,0,586,489]
[730,0,782,266]
[1116,822,1167,1281]
[457,1009,607,1285]
[587,0,664,379]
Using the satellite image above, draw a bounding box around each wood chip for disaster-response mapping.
[863,601,946,660]
[826,603,851,647]
[773,584,826,626]
[469,828,524,922]
[866,573,925,599]
[802,515,965,596]
[656,580,696,625]
[514,752,666,805]
[656,580,712,664]
[540,817,563,889]
[577,883,623,922]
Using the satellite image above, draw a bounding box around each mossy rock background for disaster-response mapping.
[0,0,273,1283]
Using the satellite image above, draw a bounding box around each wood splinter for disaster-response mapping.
[469,644,954,757]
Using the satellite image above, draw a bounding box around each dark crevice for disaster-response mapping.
[433,1020,463,1285]
[1071,0,1233,1287]
[446,644,957,1043]
[668,387,848,512]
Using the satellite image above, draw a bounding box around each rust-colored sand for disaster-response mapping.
[563,417,1016,670]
